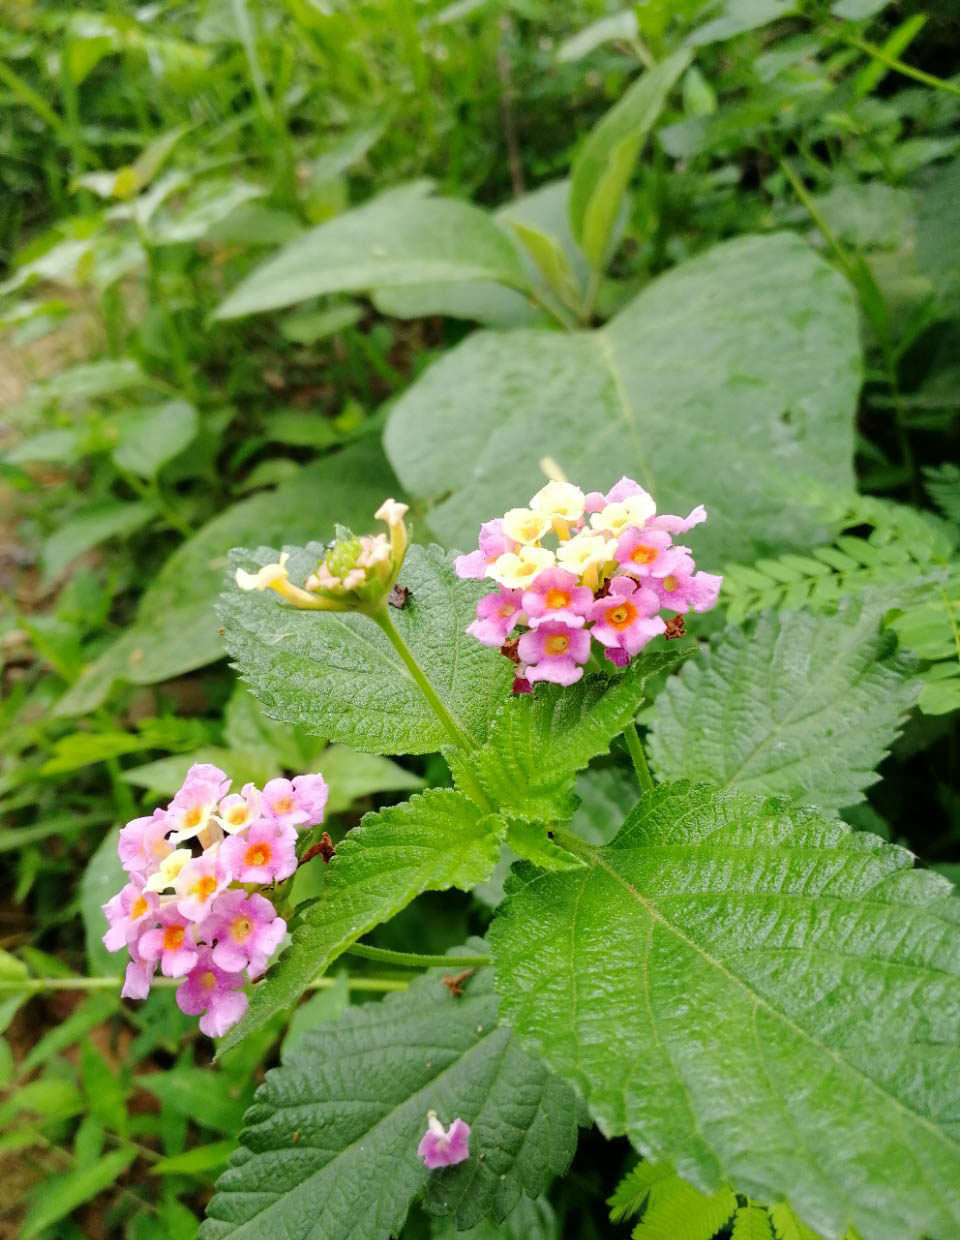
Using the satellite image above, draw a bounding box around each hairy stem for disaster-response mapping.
[345,944,490,970]
[623,720,654,793]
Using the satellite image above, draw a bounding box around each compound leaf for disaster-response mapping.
[490,782,960,1240]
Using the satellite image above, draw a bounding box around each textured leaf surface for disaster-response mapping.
[219,542,512,754]
[647,608,919,810]
[215,195,529,319]
[450,649,687,821]
[217,790,502,1052]
[490,782,960,1240]
[54,441,398,713]
[429,1195,558,1239]
[203,961,577,1239]
[385,233,859,565]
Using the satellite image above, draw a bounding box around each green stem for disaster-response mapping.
[369,606,473,754]
[623,721,654,794]
[841,31,960,98]
[345,944,489,970]
[0,973,408,994]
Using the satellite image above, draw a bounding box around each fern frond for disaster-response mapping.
[631,1176,737,1240]
[721,495,960,714]
[925,463,960,527]
[608,1162,675,1223]
[732,1204,775,1240]
[768,1201,822,1240]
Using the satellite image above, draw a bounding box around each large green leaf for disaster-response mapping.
[217,789,502,1053]
[647,608,919,811]
[384,233,860,565]
[569,49,691,268]
[449,648,688,822]
[203,960,576,1240]
[489,782,960,1240]
[219,542,511,754]
[214,194,530,319]
[54,440,399,715]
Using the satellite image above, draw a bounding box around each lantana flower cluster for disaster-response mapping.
[455,477,721,689]
[102,762,328,1037]
[235,498,409,612]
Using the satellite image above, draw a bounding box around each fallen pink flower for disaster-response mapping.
[417,1112,471,1169]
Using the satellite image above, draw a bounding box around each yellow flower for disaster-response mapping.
[557,532,609,574]
[235,551,290,592]
[590,493,656,536]
[488,545,555,589]
[144,848,191,893]
[529,481,585,522]
[501,507,553,545]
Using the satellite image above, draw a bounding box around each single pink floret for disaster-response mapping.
[117,809,172,877]
[176,950,248,1038]
[200,890,287,978]
[220,819,297,884]
[651,565,723,614]
[292,772,329,824]
[454,519,516,579]
[589,577,666,656]
[517,621,590,686]
[137,904,199,979]
[605,476,654,506]
[614,527,684,579]
[217,784,261,835]
[102,881,158,953]
[583,490,606,514]
[169,765,230,842]
[261,777,311,829]
[522,567,592,629]
[417,1112,471,1169]
[466,587,523,647]
[121,938,157,1000]
[175,853,228,922]
[648,504,707,534]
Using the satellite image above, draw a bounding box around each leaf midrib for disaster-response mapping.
[571,834,960,1158]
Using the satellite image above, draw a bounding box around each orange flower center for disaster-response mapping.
[151,838,169,855]
[231,916,253,943]
[227,807,247,826]
[191,875,218,902]
[245,842,271,868]
[184,806,203,830]
[163,925,185,951]
[544,588,571,610]
[662,575,678,592]
[606,601,637,631]
[131,896,148,919]
[630,545,657,565]
[544,634,570,656]
[498,603,515,617]
[200,971,217,991]
[273,797,294,815]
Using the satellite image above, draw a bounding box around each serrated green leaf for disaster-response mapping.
[218,789,502,1052]
[569,50,691,268]
[430,1194,559,1239]
[219,542,511,754]
[769,1201,821,1240]
[449,649,688,821]
[385,234,859,567]
[505,820,585,870]
[648,609,918,810]
[490,782,960,1240]
[203,962,577,1239]
[215,194,529,319]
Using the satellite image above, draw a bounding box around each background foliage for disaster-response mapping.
[2,0,959,1236]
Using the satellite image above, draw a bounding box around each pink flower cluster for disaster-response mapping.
[455,477,721,690]
[102,762,328,1037]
